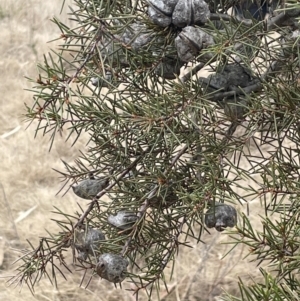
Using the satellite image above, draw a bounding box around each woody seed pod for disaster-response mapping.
[148,6,172,27]
[205,202,237,232]
[199,64,253,92]
[148,183,178,209]
[74,228,105,260]
[155,57,183,79]
[121,22,153,51]
[150,193,178,208]
[152,43,183,79]
[108,211,138,230]
[72,178,109,200]
[148,0,210,28]
[148,0,179,16]
[147,0,179,27]
[91,71,113,88]
[172,0,210,28]
[175,26,214,62]
[96,253,129,283]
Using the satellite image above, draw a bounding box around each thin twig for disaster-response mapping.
[267,10,300,31]
[210,13,253,26]
[180,63,205,83]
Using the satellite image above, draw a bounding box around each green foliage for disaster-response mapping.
[9,0,300,299]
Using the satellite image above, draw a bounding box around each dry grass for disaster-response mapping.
[0,1,266,300]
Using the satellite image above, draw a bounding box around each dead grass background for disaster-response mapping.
[0,1,266,300]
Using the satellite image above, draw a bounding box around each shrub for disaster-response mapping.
[10,0,300,299]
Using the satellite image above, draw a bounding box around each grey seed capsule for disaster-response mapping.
[148,185,178,209]
[90,71,113,88]
[175,26,214,62]
[121,22,153,51]
[148,5,172,27]
[154,57,183,79]
[107,211,138,230]
[96,253,128,283]
[75,228,105,260]
[205,202,237,232]
[148,0,179,15]
[149,193,178,209]
[172,0,210,28]
[147,0,179,27]
[91,77,100,86]
[199,74,228,93]
[72,179,109,200]
[199,64,253,92]
[223,65,252,91]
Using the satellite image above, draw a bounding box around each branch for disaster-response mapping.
[210,12,253,27]
[74,147,150,228]
[180,62,205,83]
[121,145,189,256]
[179,43,245,84]
[267,7,300,30]
[267,12,289,30]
